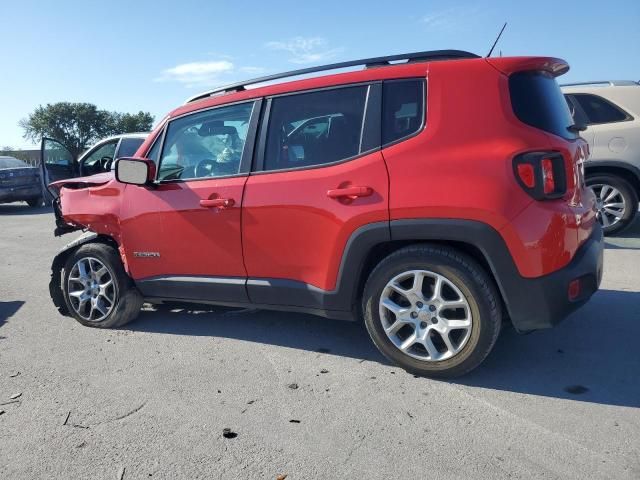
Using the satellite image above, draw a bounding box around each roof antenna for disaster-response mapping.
[486,22,507,58]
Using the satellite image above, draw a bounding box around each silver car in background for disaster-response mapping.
[562,80,640,234]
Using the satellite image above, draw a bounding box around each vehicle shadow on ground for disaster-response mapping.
[460,288,640,408]
[129,289,639,408]
[130,306,387,363]
[0,204,52,216]
[0,300,25,327]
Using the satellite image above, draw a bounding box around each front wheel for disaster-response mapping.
[62,243,143,328]
[587,174,639,235]
[362,245,502,378]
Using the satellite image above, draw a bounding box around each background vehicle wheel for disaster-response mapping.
[26,197,43,208]
[362,245,502,378]
[62,243,143,328]
[587,174,639,235]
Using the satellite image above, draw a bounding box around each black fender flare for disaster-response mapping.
[49,231,105,315]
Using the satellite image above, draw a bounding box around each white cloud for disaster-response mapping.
[421,7,478,31]
[156,60,266,88]
[265,37,343,64]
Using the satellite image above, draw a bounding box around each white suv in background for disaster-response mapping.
[562,81,640,234]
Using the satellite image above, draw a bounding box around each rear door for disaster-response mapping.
[40,138,76,201]
[241,83,389,308]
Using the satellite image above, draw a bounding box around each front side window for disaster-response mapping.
[264,86,368,171]
[83,141,118,167]
[382,79,425,145]
[570,93,630,125]
[158,102,254,181]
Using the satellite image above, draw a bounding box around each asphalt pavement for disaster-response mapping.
[1,202,639,479]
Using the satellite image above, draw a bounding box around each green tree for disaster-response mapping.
[20,102,154,160]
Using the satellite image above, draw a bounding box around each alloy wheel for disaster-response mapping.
[67,257,117,322]
[590,183,627,229]
[379,270,473,362]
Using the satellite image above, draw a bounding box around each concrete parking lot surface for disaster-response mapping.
[1,203,639,479]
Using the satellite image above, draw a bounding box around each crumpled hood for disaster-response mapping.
[49,171,114,191]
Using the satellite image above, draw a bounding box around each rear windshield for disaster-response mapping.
[0,157,28,169]
[509,71,577,139]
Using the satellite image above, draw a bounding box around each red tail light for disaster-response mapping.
[541,158,555,194]
[513,151,567,200]
[516,164,535,188]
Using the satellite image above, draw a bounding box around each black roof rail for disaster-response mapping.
[186,49,479,103]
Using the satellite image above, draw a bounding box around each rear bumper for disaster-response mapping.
[504,224,604,331]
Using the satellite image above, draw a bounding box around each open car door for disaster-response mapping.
[40,138,77,203]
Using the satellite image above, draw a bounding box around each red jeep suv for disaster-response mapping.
[45,50,603,377]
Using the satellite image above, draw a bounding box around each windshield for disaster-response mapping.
[0,157,29,169]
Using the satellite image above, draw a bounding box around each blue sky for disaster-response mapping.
[1,0,638,148]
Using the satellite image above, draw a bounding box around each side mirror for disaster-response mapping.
[115,158,156,185]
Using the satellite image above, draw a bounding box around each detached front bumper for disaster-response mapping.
[504,224,604,332]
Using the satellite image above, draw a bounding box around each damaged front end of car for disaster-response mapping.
[48,173,126,316]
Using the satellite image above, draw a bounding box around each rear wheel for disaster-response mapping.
[587,174,638,235]
[362,245,502,378]
[26,197,43,208]
[62,243,143,328]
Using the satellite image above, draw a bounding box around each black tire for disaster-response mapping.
[62,243,143,328]
[362,245,502,378]
[587,174,639,236]
[26,197,43,208]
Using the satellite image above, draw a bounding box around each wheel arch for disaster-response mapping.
[585,161,640,195]
[49,232,124,316]
[338,219,513,323]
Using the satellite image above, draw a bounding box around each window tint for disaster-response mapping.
[0,157,28,169]
[264,86,368,171]
[382,79,425,145]
[117,137,145,158]
[564,94,589,127]
[158,102,254,181]
[571,94,630,124]
[509,71,576,139]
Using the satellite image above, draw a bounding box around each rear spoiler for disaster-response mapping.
[486,57,569,77]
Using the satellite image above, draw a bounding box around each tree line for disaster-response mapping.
[14,102,154,160]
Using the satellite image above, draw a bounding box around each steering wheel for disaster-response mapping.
[195,158,217,178]
[99,156,114,171]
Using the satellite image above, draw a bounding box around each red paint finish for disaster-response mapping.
[384,59,595,278]
[57,53,599,291]
[242,151,389,291]
[57,174,125,245]
[119,177,248,280]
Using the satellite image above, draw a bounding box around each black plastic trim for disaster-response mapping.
[391,219,603,332]
[134,221,391,319]
[136,275,249,303]
[584,160,640,185]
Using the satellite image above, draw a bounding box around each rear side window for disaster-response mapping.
[509,71,576,139]
[382,79,425,145]
[569,93,630,125]
[263,86,368,171]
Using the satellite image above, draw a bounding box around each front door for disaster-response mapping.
[40,138,76,201]
[120,100,259,304]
